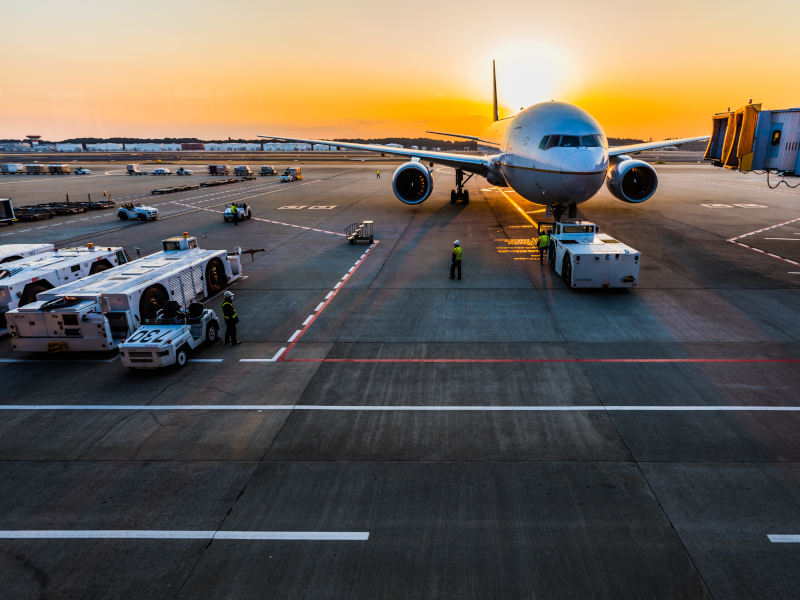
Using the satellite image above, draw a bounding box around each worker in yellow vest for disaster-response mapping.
[222,290,240,345]
[537,232,550,262]
[450,240,462,280]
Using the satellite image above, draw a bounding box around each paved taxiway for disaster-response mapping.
[1,160,799,599]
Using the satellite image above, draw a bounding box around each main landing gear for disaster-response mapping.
[450,168,474,204]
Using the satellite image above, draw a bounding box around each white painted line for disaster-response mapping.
[287,330,302,343]
[0,356,119,364]
[238,358,273,363]
[35,226,48,229]
[2,405,800,412]
[188,358,223,363]
[768,535,800,543]
[0,530,369,541]
[314,302,325,312]
[348,266,355,273]
[324,292,333,300]
[333,282,341,289]
[302,314,314,326]
[271,346,286,361]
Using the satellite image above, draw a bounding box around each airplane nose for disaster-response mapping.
[560,149,607,198]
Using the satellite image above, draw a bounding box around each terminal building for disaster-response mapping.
[705,103,800,175]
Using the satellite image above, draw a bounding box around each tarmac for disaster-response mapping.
[0,159,799,599]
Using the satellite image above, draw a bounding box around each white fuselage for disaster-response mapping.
[479,101,609,206]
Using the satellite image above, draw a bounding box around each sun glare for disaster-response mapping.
[492,43,577,115]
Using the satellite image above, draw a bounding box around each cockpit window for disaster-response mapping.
[546,135,560,149]
[581,135,600,147]
[559,135,579,147]
[538,136,550,150]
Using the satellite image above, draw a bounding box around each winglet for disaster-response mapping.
[492,60,499,122]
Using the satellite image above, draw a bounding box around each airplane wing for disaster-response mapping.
[609,135,709,156]
[258,135,490,175]
[425,130,496,145]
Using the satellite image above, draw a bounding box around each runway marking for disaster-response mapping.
[302,314,314,326]
[188,358,223,363]
[1,404,799,412]
[280,357,800,364]
[728,217,800,267]
[238,347,286,363]
[0,356,119,364]
[278,241,379,361]
[768,535,800,543]
[0,530,369,541]
[494,187,540,228]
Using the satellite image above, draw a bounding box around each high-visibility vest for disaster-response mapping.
[538,234,549,248]
[222,300,237,320]
[453,246,463,261]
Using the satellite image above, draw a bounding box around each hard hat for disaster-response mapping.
[454,240,460,246]
[224,290,233,298]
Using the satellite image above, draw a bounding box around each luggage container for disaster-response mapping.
[25,164,47,175]
[47,164,71,175]
[208,165,230,175]
[233,165,252,176]
[0,164,25,175]
[127,164,144,175]
[7,234,242,353]
[0,198,15,225]
[0,244,127,335]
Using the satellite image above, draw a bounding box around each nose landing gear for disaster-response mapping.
[450,168,473,204]
[550,203,578,222]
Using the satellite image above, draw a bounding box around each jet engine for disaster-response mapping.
[392,162,433,205]
[605,159,658,203]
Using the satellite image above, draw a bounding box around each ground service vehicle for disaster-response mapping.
[546,221,640,288]
[7,234,242,353]
[119,301,220,369]
[118,202,158,221]
[175,167,193,176]
[233,165,252,176]
[127,164,144,175]
[280,167,302,182]
[0,243,54,263]
[1,199,16,225]
[260,165,277,176]
[151,168,171,176]
[208,165,230,175]
[223,202,252,222]
[0,164,25,175]
[74,168,92,175]
[0,244,126,334]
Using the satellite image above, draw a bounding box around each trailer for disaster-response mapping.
[47,164,71,175]
[0,243,54,264]
[25,165,47,175]
[0,199,15,225]
[7,234,242,353]
[233,165,252,176]
[0,244,127,335]
[546,220,640,289]
[127,164,145,175]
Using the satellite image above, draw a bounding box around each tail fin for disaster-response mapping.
[492,60,499,122]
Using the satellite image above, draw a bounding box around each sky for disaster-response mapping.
[2,0,799,141]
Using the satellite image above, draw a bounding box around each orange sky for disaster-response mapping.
[2,0,799,141]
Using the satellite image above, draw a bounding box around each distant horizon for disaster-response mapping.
[2,1,796,141]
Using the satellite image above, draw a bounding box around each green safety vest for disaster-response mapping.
[222,300,237,320]
[453,246,462,261]
[538,234,550,248]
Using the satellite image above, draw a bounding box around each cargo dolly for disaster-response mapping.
[345,220,374,244]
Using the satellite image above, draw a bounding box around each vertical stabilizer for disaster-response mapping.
[492,60,499,122]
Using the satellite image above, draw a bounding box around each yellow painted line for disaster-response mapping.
[496,188,539,228]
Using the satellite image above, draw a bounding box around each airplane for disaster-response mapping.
[260,61,709,221]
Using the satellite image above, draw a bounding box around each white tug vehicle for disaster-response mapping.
[546,221,641,289]
[223,202,252,222]
[0,244,54,264]
[1,244,127,335]
[120,300,220,369]
[7,233,241,353]
[117,202,159,221]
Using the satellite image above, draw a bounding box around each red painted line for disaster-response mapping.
[727,217,800,266]
[278,242,379,361]
[281,357,800,364]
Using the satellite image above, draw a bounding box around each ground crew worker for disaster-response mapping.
[222,290,240,345]
[537,231,550,262]
[376,170,381,179]
[232,204,239,226]
[450,240,462,280]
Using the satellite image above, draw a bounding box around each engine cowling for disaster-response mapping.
[392,162,433,205]
[605,159,658,203]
